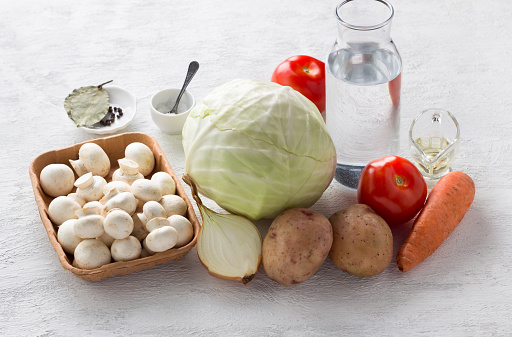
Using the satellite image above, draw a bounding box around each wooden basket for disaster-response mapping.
[29,132,200,281]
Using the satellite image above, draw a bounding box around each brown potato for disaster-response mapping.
[329,204,393,278]
[262,208,333,286]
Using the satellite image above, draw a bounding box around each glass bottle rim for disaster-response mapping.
[335,0,394,31]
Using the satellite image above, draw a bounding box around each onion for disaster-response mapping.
[183,175,262,284]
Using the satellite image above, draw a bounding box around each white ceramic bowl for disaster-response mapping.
[79,86,137,135]
[150,88,195,135]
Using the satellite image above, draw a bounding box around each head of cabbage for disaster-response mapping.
[182,78,336,221]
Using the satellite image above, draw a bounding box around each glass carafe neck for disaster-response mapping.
[336,0,394,45]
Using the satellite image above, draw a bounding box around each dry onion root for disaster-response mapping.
[183,174,262,285]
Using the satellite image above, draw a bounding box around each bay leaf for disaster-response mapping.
[64,85,110,127]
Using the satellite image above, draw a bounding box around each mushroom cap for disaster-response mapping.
[74,172,94,189]
[111,236,142,262]
[103,181,131,195]
[159,194,187,217]
[131,213,149,241]
[40,164,75,197]
[169,215,193,248]
[48,196,81,226]
[144,226,178,252]
[125,142,155,176]
[97,231,116,248]
[73,214,105,239]
[57,219,83,254]
[143,200,166,220]
[102,189,137,215]
[104,209,134,239]
[151,171,176,196]
[80,201,105,216]
[145,217,171,233]
[131,179,162,203]
[136,212,148,226]
[74,239,111,269]
[67,192,86,207]
[78,143,111,177]
[76,174,107,202]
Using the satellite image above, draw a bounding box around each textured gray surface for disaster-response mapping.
[1,0,511,336]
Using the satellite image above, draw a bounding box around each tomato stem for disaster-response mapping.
[395,175,404,186]
[302,67,310,74]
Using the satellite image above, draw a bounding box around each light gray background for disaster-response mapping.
[1,0,510,336]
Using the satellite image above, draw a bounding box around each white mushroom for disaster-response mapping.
[131,213,149,241]
[97,231,116,248]
[100,187,137,215]
[40,164,75,197]
[67,192,86,207]
[145,217,171,232]
[142,237,155,255]
[74,239,111,269]
[143,226,178,253]
[73,217,105,239]
[103,209,134,240]
[57,219,83,254]
[143,200,167,220]
[81,201,105,216]
[75,172,107,202]
[168,214,194,248]
[112,158,143,185]
[125,142,155,176]
[131,179,162,206]
[103,180,131,195]
[69,143,111,177]
[151,171,176,196]
[111,236,142,262]
[48,196,81,226]
[73,204,105,239]
[159,194,187,217]
[136,212,149,229]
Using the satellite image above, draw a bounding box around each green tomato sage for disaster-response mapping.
[182,78,336,220]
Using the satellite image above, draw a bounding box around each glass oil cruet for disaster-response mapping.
[409,108,461,180]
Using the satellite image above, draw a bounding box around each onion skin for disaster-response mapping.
[183,174,262,285]
[197,247,262,285]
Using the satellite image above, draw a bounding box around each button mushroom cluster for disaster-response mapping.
[41,141,193,270]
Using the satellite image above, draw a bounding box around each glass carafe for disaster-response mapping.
[326,0,402,188]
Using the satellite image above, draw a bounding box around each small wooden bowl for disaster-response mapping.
[29,132,200,281]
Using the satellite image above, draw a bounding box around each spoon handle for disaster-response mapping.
[170,61,200,114]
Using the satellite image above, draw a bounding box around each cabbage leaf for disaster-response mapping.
[183,79,336,220]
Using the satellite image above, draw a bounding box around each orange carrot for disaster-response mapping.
[397,171,475,272]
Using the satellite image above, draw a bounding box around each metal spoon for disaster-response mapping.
[168,61,199,114]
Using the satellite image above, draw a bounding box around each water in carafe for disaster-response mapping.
[326,0,402,188]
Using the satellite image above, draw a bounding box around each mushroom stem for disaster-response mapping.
[74,172,94,189]
[118,158,140,175]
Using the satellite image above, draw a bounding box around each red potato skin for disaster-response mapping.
[397,171,475,272]
[262,208,333,286]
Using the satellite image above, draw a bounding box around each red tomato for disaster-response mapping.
[271,55,326,112]
[357,156,427,226]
